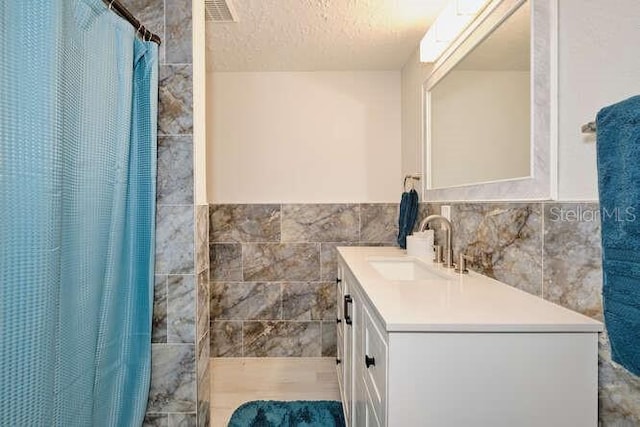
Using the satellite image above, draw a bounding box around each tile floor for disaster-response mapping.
[210,357,341,427]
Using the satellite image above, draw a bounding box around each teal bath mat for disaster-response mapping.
[228,400,345,427]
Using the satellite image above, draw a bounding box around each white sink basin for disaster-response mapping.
[367,257,450,281]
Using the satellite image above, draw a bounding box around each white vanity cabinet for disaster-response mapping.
[337,262,386,426]
[336,264,353,423]
[336,247,603,427]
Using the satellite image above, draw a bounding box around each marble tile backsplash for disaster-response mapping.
[543,203,603,320]
[281,204,360,242]
[209,203,399,358]
[423,201,639,425]
[451,203,543,297]
[209,204,280,243]
[243,243,321,282]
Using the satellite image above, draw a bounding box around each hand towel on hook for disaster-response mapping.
[397,180,419,249]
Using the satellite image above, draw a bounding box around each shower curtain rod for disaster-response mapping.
[103,0,161,45]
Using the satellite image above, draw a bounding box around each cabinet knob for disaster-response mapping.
[365,355,375,368]
[336,277,342,284]
[336,358,341,365]
[336,318,342,324]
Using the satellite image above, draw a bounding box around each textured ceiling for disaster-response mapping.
[205,0,449,71]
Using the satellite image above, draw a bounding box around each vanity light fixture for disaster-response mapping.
[419,0,488,62]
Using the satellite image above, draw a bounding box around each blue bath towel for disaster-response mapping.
[397,189,419,249]
[596,95,640,376]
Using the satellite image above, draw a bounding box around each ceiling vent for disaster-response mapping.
[205,0,238,22]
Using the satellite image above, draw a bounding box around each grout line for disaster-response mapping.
[319,320,324,356]
[156,203,195,207]
[279,203,284,244]
[151,343,196,347]
[319,242,324,280]
[540,201,545,299]
[240,320,244,357]
[214,240,360,245]
[279,282,284,320]
[162,0,167,64]
[165,274,170,341]
[161,63,194,67]
[358,203,362,243]
[240,241,244,286]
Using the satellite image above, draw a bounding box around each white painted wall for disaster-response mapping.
[401,49,432,184]
[207,71,401,203]
[557,0,640,200]
[430,70,530,188]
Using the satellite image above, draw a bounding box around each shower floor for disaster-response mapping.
[210,357,340,427]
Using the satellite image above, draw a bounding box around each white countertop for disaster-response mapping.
[338,246,603,333]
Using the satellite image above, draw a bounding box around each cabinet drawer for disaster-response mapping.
[363,304,387,424]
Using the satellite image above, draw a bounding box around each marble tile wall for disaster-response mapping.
[423,201,639,425]
[195,205,210,427]
[451,203,543,297]
[122,0,203,426]
[209,203,399,358]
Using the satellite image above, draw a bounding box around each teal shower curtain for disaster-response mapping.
[0,1,158,425]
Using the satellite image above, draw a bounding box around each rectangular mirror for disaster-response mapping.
[430,1,530,188]
[423,0,557,201]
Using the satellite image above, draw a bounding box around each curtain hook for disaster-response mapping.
[108,0,114,10]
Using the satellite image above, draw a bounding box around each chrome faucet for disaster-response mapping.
[418,215,454,268]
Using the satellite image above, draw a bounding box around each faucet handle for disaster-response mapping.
[433,245,443,263]
[455,253,473,274]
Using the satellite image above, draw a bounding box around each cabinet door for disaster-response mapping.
[353,372,368,426]
[340,260,383,427]
[337,268,344,334]
[362,304,387,424]
[352,286,367,427]
[355,376,382,427]
[365,386,383,427]
[336,267,345,399]
[342,273,354,425]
